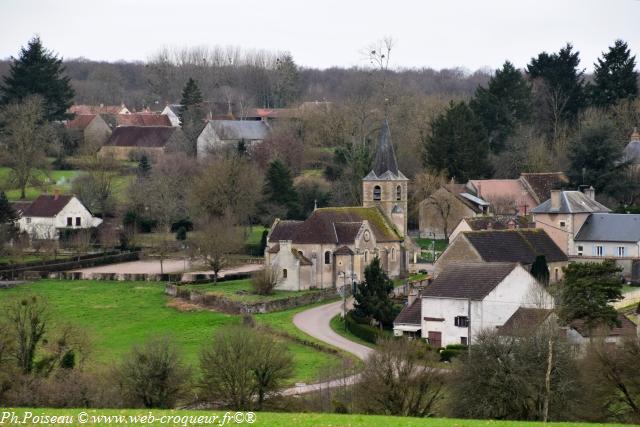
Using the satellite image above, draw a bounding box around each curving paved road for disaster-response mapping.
[293,299,373,361]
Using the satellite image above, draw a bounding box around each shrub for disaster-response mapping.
[251,267,281,295]
[344,312,384,344]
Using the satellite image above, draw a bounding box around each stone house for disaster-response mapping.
[161,104,183,126]
[66,114,114,152]
[434,228,568,282]
[467,179,538,216]
[197,120,269,159]
[419,184,489,240]
[265,119,412,291]
[531,188,611,255]
[99,126,187,160]
[13,193,102,240]
[393,263,554,346]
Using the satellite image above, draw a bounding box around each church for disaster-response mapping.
[264,120,413,291]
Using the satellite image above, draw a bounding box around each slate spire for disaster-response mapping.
[372,119,400,177]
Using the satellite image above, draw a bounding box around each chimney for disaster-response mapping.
[550,190,561,210]
[585,186,595,201]
[53,188,60,200]
[407,289,419,306]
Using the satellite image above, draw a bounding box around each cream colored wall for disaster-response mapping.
[433,236,482,276]
[362,180,408,237]
[533,212,590,255]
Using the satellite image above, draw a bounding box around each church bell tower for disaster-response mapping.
[362,119,408,237]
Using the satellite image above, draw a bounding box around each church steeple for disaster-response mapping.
[362,119,409,237]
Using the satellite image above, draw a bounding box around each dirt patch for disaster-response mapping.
[166,298,207,312]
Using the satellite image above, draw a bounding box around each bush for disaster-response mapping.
[439,344,467,362]
[251,267,281,295]
[344,312,385,344]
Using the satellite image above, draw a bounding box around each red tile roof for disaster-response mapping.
[104,126,177,148]
[66,114,97,130]
[116,114,172,127]
[22,195,73,217]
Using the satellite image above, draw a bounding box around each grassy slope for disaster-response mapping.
[1,168,80,201]
[329,314,376,348]
[1,409,627,427]
[0,280,341,384]
[184,279,321,303]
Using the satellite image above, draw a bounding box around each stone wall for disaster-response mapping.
[166,284,338,314]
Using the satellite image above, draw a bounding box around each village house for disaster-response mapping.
[161,104,182,126]
[98,126,187,160]
[115,113,172,127]
[12,193,102,240]
[434,228,568,282]
[531,187,611,255]
[467,178,538,216]
[499,308,638,354]
[197,120,269,159]
[393,263,554,346]
[419,184,489,240]
[265,120,412,291]
[66,114,114,152]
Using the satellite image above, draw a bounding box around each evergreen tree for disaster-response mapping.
[178,78,205,156]
[263,159,299,218]
[353,257,396,328]
[530,255,550,286]
[0,191,19,245]
[558,260,623,331]
[527,43,585,126]
[423,101,492,182]
[567,117,630,200]
[0,36,74,121]
[470,61,533,153]
[178,77,204,125]
[272,54,301,108]
[589,39,638,108]
[137,154,151,176]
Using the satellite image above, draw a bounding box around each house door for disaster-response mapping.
[428,331,442,348]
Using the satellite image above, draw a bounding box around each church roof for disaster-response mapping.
[363,119,407,181]
[269,207,401,245]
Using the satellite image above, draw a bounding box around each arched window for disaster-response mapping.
[282,268,288,278]
[373,185,381,201]
[396,185,402,201]
[364,250,368,263]
[324,251,331,264]
[554,268,559,282]
[391,248,396,261]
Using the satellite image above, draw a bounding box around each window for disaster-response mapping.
[596,245,604,257]
[391,248,396,261]
[396,185,402,201]
[618,246,626,257]
[75,217,81,226]
[324,251,331,264]
[559,221,566,227]
[577,245,583,256]
[555,268,559,282]
[454,316,469,327]
[26,217,31,224]
[373,185,381,201]
[460,337,468,346]
[364,250,368,263]
[282,269,287,278]
[67,217,73,227]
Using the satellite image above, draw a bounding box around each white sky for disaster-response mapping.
[1,0,639,71]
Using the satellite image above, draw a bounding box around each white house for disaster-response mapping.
[394,262,554,347]
[161,104,182,127]
[14,194,103,240]
[197,120,269,159]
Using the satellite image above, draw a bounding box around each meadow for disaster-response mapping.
[0,280,344,384]
[0,409,629,427]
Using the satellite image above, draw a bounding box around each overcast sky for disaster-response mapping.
[1,0,639,72]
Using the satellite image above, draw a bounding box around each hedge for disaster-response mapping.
[344,312,385,344]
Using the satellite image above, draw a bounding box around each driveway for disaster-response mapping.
[293,299,373,361]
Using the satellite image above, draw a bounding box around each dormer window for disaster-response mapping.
[396,185,402,201]
[373,185,381,201]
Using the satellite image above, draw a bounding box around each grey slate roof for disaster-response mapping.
[531,191,611,214]
[363,119,408,181]
[463,229,568,263]
[209,120,269,141]
[422,262,517,300]
[394,299,421,325]
[575,213,640,243]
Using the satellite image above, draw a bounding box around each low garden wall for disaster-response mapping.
[166,284,338,314]
[51,271,254,282]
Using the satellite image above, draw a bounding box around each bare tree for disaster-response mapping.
[424,190,455,241]
[190,214,244,282]
[0,96,52,200]
[6,296,47,374]
[251,267,281,296]
[355,338,445,417]
[71,154,119,217]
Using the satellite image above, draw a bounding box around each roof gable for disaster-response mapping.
[520,172,569,203]
[22,195,73,217]
[532,191,611,214]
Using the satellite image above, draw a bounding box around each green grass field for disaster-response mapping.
[184,279,321,303]
[0,280,342,384]
[0,167,80,200]
[0,409,627,427]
